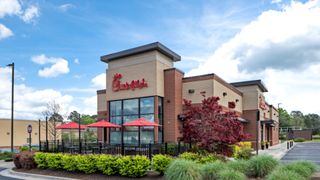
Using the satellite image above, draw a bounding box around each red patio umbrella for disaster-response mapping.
[122,118,160,145]
[56,122,87,129]
[87,120,121,143]
[56,122,87,143]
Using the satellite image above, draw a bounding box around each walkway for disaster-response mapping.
[281,142,320,165]
[258,141,292,159]
[0,161,20,180]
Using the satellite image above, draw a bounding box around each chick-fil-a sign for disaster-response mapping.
[112,73,148,92]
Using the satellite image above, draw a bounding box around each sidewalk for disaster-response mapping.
[258,141,295,159]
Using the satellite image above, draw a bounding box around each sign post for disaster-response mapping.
[27,125,32,151]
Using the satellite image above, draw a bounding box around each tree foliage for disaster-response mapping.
[42,101,64,141]
[181,96,249,156]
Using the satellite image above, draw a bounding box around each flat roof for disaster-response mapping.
[101,42,181,63]
[230,80,268,92]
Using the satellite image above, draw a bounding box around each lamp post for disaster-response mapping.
[7,63,14,152]
[256,109,260,155]
[277,103,282,109]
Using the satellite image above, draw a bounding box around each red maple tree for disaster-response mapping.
[181,96,249,156]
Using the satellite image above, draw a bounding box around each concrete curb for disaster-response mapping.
[8,168,78,180]
[278,142,297,160]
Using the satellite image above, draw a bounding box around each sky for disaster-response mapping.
[0,0,320,120]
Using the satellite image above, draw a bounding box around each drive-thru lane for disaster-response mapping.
[281,142,320,165]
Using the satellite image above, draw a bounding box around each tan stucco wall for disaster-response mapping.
[270,106,279,122]
[106,51,173,101]
[235,85,260,110]
[213,79,242,112]
[0,119,47,147]
[182,79,213,103]
[97,92,107,112]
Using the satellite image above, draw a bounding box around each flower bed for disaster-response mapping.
[13,151,319,180]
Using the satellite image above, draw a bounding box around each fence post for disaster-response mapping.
[79,141,82,154]
[178,141,181,155]
[46,140,49,152]
[57,140,60,153]
[99,142,102,154]
[189,142,192,149]
[84,139,87,154]
[62,140,65,153]
[165,143,168,154]
[39,141,42,152]
[148,143,152,160]
[121,143,124,155]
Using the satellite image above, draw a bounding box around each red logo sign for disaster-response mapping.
[112,73,148,92]
[259,95,267,110]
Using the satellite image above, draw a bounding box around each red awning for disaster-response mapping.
[122,118,160,127]
[87,120,121,128]
[56,122,87,129]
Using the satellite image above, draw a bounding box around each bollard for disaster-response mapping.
[287,141,289,149]
[148,143,152,160]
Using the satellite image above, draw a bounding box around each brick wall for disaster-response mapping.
[163,68,183,143]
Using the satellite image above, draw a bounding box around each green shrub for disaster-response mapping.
[96,154,119,175]
[46,153,64,169]
[284,161,317,178]
[162,143,177,156]
[61,154,78,172]
[178,152,220,164]
[76,154,98,174]
[0,152,14,160]
[178,152,200,161]
[19,146,29,152]
[218,169,246,180]
[151,154,173,175]
[165,159,202,180]
[34,152,48,168]
[234,146,252,160]
[201,161,226,180]
[226,160,250,174]
[293,138,305,142]
[267,167,304,180]
[117,155,150,177]
[247,155,278,177]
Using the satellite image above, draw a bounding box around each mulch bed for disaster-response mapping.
[14,168,164,180]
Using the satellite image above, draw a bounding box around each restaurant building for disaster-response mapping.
[97,42,279,149]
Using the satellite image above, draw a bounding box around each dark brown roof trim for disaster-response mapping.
[97,89,106,94]
[230,80,268,92]
[182,73,243,96]
[101,42,181,63]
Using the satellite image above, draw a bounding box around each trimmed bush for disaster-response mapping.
[283,161,317,178]
[96,154,119,175]
[178,152,221,164]
[46,153,64,169]
[201,161,226,180]
[13,153,22,169]
[76,154,98,174]
[19,146,29,152]
[165,159,202,180]
[151,154,173,175]
[117,155,150,178]
[218,169,246,180]
[34,152,48,168]
[226,160,250,174]
[293,138,305,142]
[61,154,78,172]
[267,167,304,180]
[247,155,278,177]
[233,142,253,160]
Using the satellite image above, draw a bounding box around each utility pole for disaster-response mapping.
[7,63,14,152]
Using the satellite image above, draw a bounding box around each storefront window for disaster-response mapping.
[109,96,161,145]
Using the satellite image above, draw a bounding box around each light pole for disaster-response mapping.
[256,109,260,155]
[7,63,14,152]
[277,103,282,109]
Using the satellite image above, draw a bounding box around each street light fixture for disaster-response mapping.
[7,63,14,152]
[277,103,282,109]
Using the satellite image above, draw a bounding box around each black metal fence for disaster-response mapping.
[40,140,191,159]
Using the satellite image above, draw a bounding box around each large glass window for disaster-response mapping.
[109,97,161,145]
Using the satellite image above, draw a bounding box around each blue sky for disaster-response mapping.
[1,0,320,119]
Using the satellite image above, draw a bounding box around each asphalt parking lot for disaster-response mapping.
[281,142,320,165]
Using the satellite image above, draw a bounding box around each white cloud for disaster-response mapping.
[74,58,80,64]
[91,73,106,89]
[0,0,21,18]
[21,5,39,23]
[82,96,97,115]
[58,4,75,12]
[271,0,282,4]
[32,54,70,77]
[0,67,73,120]
[187,0,320,114]
[0,24,13,40]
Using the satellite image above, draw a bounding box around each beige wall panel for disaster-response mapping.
[235,86,260,110]
[97,93,107,111]
[0,119,48,147]
[213,80,243,112]
[108,51,158,69]
[182,79,213,103]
